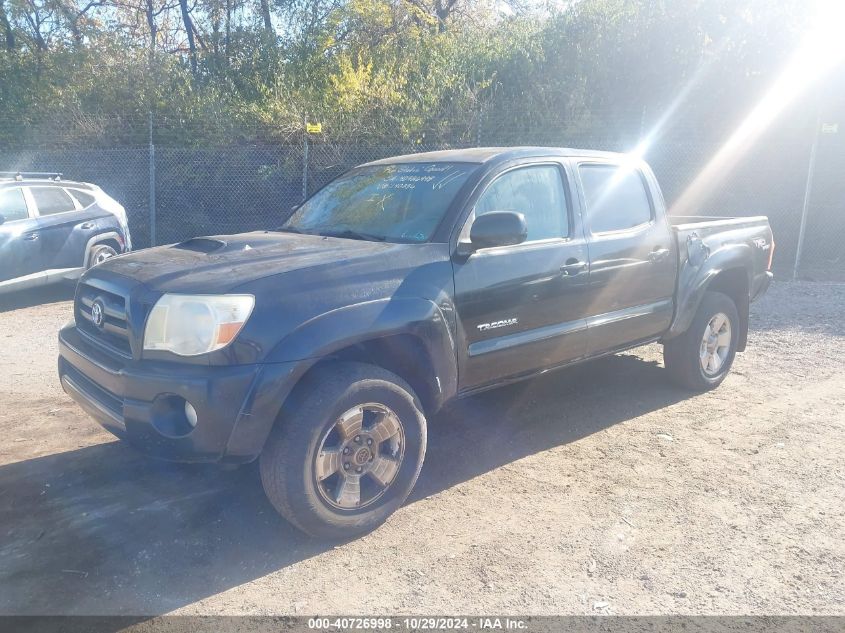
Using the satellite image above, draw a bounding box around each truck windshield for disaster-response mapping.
[281,162,477,243]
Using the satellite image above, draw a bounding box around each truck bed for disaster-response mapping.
[670,215,772,254]
[668,214,774,342]
[670,215,771,232]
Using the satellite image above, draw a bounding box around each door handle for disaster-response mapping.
[23,232,39,241]
[560,259,587,276]
[79,222,96,230]
[649,247,670,263]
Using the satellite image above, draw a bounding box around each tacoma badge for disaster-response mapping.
[477,318,518,332]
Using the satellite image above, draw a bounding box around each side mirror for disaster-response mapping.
[467,211,528,251]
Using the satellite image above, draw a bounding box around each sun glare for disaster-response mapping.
[669,0,845,215]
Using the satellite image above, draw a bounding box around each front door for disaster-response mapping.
[452,162,591,391]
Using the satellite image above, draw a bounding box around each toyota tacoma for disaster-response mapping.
[58,148,773,537]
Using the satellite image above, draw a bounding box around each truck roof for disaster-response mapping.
[363,146,627,166]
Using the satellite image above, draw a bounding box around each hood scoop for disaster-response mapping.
[173,237,227,254]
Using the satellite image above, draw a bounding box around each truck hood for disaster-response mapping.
[96,231,408,293]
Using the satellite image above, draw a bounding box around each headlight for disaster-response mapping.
[143,294,255,356]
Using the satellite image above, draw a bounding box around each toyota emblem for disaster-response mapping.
[91,300,105,328]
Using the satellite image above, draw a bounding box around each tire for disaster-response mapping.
[87,244,117,268]
[663,291,740,391]
[259,362,427,539]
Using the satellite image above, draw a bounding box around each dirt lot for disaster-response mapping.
[0,281,843,616]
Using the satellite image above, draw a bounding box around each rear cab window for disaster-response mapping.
[578,163,653,234]
[29,187,77,216]
[0,187,30,221]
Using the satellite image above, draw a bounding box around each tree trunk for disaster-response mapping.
[259,0,272,36]
[145,0,157,67]
[179,0,198,74]
[225,0,231,64]
[435,0,458,32]
[0,0,14,51]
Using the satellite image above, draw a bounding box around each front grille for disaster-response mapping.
[76,283,132,357]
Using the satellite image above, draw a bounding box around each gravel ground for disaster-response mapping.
[0,281,843,616]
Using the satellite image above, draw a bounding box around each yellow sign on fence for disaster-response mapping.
[306,122,322,134]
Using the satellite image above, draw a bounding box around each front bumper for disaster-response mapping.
[58,325,300,463]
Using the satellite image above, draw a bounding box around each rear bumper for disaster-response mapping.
[751,271,774,302]
[58,325,300,463]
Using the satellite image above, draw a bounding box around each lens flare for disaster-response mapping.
[671,0,845,216]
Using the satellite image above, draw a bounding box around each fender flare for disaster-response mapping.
[223,297,458,461]
[268,296,458,397]
[666,242,753,342]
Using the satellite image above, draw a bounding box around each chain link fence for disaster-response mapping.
[1,119,842,279]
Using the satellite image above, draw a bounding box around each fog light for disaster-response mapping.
[184,401,198,427]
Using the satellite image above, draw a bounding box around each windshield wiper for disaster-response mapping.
[275,226,387,242]
[321,229,387,242]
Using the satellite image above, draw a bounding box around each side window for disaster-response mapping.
[30,187,77,216]
[0,187,29,221]
[473,165,568,242]
[579,164,652,233]
[68,188,96,207]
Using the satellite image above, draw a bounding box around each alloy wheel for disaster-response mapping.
[314,403,405,510]
[700,312,732,376]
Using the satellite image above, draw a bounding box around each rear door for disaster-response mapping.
[27,186,100,271]
[575,160,677,355]
[452,161,591,391]
[0,186,40,282]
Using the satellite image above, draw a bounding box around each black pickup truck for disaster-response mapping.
[58,147,773,537]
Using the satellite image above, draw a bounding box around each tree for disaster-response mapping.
[0,0,829,151]
[0,0,15,50]
[258,0,271,34]
[178,0,198,73]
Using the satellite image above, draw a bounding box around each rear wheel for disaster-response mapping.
[259,362,427,538]
[87,244,117,268]
[664,291,739,391]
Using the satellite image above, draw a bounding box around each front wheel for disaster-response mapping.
[259,362,427,538]
[663,291,739,391]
